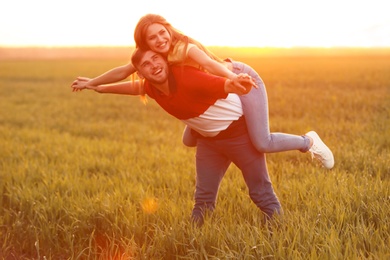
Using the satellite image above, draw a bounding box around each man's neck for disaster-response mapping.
[152,82,170,96]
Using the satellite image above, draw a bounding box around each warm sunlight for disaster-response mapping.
[1,0,389,48]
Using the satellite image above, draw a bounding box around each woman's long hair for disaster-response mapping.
[134,14,223,63]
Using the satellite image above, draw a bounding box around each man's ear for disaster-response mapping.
[137,71,145,79]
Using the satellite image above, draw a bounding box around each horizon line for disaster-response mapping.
[1,45,390,49]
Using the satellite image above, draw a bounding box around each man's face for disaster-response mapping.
[137,50,169,84]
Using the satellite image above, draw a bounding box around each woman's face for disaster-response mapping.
[145,23,172,55]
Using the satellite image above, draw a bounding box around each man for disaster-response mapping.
[72,49,282,225]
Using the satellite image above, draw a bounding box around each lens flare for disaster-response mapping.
[141,197,158,214]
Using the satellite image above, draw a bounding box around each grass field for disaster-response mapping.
[0,48,389,259]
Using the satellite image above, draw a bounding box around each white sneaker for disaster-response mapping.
[306,131,334,169]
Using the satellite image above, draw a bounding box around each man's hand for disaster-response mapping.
[225,73,255,95]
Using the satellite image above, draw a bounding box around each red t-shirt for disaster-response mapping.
[144,66,228,119]
[144,66,243,137]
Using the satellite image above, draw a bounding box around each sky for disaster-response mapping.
[0,0,389,48]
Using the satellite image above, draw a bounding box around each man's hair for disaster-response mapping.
[131,48,147,70]
[130,48,148,104]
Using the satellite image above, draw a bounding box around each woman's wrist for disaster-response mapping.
[228,73,237,80]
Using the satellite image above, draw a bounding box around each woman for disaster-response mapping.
[72,14,334,169]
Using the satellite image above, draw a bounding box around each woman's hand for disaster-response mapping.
[70,77,97,92]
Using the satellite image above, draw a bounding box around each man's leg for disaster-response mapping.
[193,139,231,226]
[223,134,282,219]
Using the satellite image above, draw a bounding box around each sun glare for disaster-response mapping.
[0,0,389,48]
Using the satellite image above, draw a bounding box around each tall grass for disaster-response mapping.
[1,50,389,259]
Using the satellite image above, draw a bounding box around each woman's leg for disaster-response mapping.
[233,60,334,168]
[232,61,311,153]
[180,64,308,152]
[182,125,197,147]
